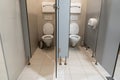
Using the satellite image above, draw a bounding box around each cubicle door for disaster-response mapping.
[58,0,70,58]
[55,0,70,77]
[96,0,120,77]
[19,0,31,63]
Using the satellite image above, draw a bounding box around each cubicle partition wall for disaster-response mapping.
[96,0,120,79]
[84,0,102,54]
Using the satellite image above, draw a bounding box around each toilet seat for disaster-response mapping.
[42,35,53,40]
[69,35,81,47]
[70,35,80,40]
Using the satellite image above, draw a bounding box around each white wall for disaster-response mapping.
[0,0,26,80]
[0,36,8,80]
[27,0,39,54]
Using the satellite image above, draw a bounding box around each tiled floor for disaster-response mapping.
[18,47,109,80]
[114,52,120,80]
[57,47,108,80]
[17,47,55,80]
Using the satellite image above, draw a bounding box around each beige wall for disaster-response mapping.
[27,0,39,53]
[27,0,87,46]
[71,0,87,45]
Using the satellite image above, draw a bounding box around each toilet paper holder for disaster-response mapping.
[88,18,98,29]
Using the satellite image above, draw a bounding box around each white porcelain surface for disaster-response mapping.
[70,23,79,35]
[42,35,53,40]
[43,23,53,35]
[70,35,81,47]
[42,2,55,13]
[42,23,54,47]
[69,23,80,47]
[42,35,53,47]
[71,3,82,13]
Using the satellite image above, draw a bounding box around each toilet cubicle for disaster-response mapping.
[95,0,120,79]
[57,0,70,58]
[41,0,70,58]
[57,0,81,58]
[19,0,31,63]
[84,0,102,56]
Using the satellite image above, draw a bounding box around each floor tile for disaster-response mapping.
[18,47,108,80]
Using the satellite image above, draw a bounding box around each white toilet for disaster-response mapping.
[69,23,81,47]
[42,23,54,47]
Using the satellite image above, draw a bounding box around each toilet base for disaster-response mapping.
[43,41,52,48]
[70,41,79,47]
[71,44,77,47]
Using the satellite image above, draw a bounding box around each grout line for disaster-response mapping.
[83,47,108,80]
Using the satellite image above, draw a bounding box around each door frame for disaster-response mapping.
[19,0,32,64]
[55,0,60,78]
[112,43,120,78]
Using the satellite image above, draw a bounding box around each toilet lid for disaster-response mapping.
[43,23,53,35]
[70,23,79,35]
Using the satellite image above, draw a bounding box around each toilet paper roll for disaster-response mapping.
[88,18,98,29]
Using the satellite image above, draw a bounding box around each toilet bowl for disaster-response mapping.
[70,35,81,47]
[42,35,53,47]
[69,23,81,47]
[42,23,54,47]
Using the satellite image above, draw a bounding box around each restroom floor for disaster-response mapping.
[18,47,109,80]
[56,47,108,80]
[17,47,55,80]
[114,52,120,80]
